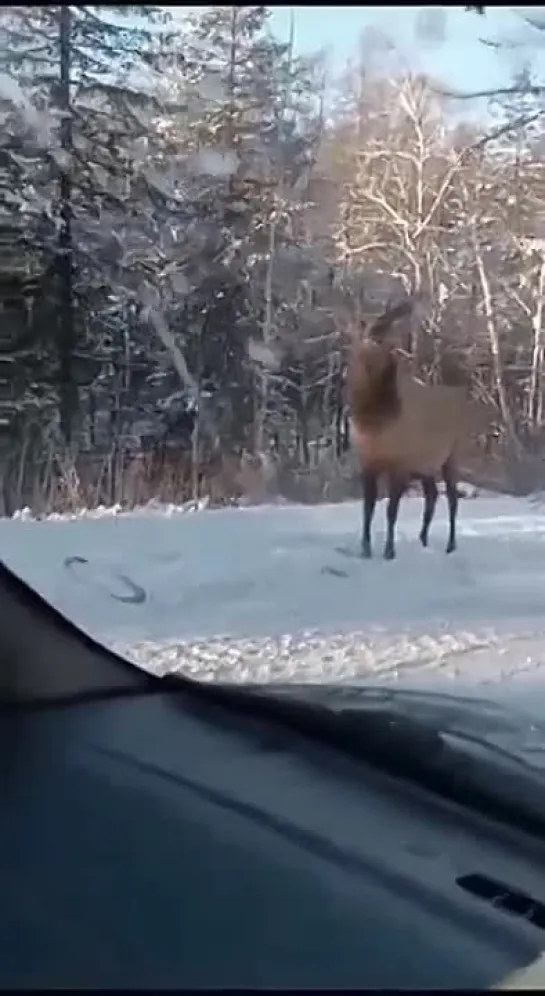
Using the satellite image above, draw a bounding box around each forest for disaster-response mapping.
[0,4,544,513]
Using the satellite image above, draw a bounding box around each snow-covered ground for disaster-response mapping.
[4,491,545,691]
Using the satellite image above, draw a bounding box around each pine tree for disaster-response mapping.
[175,6,321,449]
[0,5,174,447]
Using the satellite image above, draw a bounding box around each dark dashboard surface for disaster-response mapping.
[2,687,545,989]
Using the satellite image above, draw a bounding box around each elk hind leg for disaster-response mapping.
[384,474,407,561]
[419,475,438,548]
[361,468,378,559]
[442,457,458,554]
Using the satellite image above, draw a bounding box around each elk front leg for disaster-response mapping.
[384,475,407,560]
[361,468,378,559]
[419,476,438,548]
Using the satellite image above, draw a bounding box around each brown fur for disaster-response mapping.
[346,296,468,559]
[346,298,419,431]
[351,370,468,477]
[347,339,401,432]
[348,299,467,477]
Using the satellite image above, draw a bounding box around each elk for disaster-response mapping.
[346,296,469,561]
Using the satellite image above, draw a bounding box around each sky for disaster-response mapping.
[269,6,545,95]
[164,6,545,122]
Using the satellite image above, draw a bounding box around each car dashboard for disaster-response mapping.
[2,686,545,988]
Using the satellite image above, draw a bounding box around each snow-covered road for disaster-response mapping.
[3,493,545,688]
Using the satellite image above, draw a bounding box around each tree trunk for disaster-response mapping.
[473,237,520,451]
[529,257,545,428]
[57,5,77,442]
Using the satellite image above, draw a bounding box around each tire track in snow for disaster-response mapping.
[64,555,147,605]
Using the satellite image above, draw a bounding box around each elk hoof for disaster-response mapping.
[419,531,428,548]
[445,540,456,554]
[383,546,396,561]
[361,542,372,559]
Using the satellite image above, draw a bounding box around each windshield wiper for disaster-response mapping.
[200,681,545,844]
